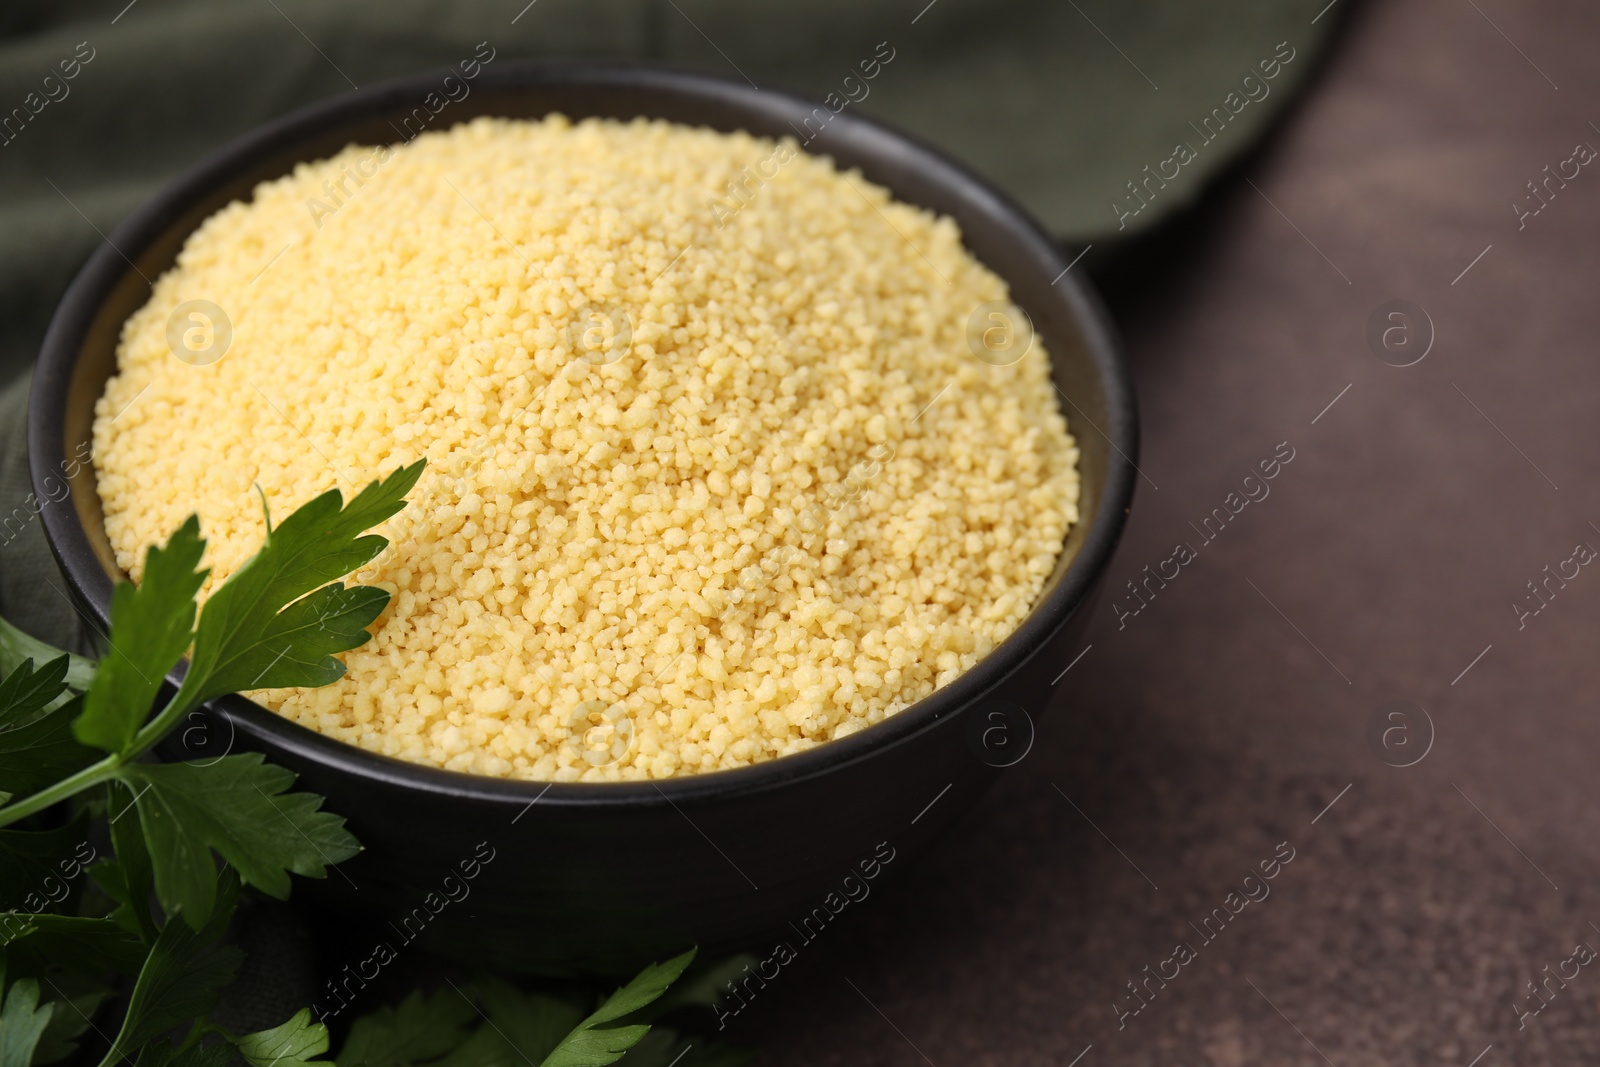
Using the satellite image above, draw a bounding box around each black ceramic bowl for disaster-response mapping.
[30,60,1135,977]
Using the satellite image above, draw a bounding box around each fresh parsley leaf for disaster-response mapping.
[0,657,71,729]
[631,956,754,1022]
[479,982,586,1067]
[572,952,697,1032]
[119,754,359,929]
[125,763,220,934]
[539,950,696,1067]
[75,517,207,755]
[0,914,149,976]
[336,988,477,1067]
[335,960,734,1067]
[433,981,585,1067]
[92,782,160,943]
[132,1040,169,1067]
[234,1008,331,1067]
[0,618,94,694]
[0,978,53,1067]
[425,1025,509,1067]
[98,871,243,1067]
[174,462,424,711]
[0,472,423,1067]
[0,659,93,801]
[221,583,391,693]
[30,981,111,1066]
[0,696,98,799]
[538,1026,651,1067]
[0,815,89,912]
[606,1031,679,1067]
[132,1039,236,1067]
[0,467,421,832]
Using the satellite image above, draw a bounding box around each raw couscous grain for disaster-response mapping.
[92,115,1080,782]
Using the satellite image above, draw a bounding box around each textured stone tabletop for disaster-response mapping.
[749,1,1600,1063]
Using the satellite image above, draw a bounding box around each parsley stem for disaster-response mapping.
[0,675,215,828]
[127,687,206,763]
[0,682,216,828]
[176,1017,207,1053]
[0,750,122,828]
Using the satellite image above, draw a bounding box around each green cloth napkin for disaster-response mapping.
[0,0,1336,379]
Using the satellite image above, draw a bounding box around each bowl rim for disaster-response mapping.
[29,57,1137,808]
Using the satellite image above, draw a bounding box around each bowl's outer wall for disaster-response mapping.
[30,62,1136,976]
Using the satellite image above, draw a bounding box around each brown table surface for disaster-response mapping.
[746,1,1600,1064]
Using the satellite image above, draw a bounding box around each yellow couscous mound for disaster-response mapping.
[92,115,1079,781]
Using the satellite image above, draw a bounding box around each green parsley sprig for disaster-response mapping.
[0,463,741,1067]
[328,950,747,1067]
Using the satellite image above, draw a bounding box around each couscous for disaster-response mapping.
[92,115,1079,781]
